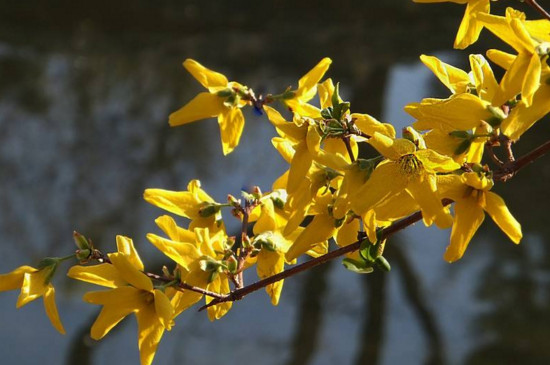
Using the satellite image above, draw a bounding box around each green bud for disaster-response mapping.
[485,105,506,127]
[198,202,222,217]
[75,249,91,261]
[216,88,233,97]
[321,107,334,120]
[38,257,60,269]
[199,258,220,272]
[332,82,341,108]
[73,231,91,250]
[374,256,391,272]
[225,256,238,274]
[342,258,374,274]
[270,190,287,209]
[448,130,471,139]
[282,89,296,100]
[454,139,472,155]
[208,270,219,283]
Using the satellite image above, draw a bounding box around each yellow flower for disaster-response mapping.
[0,264,65,334]
[146,219,232,321]
[350,132,460,228]
[169,59,248,155]
[144,179,225,234]
[438,172,522,262]
[413,0,490,49]
[252,198,300,305]
[283,58,332,117]
[477,8,550,106]
[68,236,174,365]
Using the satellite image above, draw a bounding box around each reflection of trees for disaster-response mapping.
[466,239,550,364]
[2,1,548,364]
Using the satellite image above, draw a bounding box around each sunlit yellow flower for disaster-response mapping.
[144,179,225,234]
[415,54,500,162]
[252,198,301,305]
[68,236,174,365]
[146,220,232,321]
[477,8,550,106]
[283,58,332,117]
[0,264,65,334]
[437,172,522,262]
[413,0,490,49]
[350,132,460,228]
[170,59,249,155]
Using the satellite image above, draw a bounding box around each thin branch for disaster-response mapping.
[198,138,550,311]
[198,199,453,312]
[524,0,550,21]
[145,272,226,299]
[494,139,550,181]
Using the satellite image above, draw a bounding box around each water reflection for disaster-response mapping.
[0,1,549,365]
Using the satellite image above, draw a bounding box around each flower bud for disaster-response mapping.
[73,231,91,250]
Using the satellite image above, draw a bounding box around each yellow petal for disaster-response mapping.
[153,289,174,330]
[265,106,306,142]
[143,188,199,219]
[146,233,201,271]
[454,0,489,49]
[420,54,470,93]
[84,287,143,339]
[154,215,196,243]
[350,161,407,215]
[306,126,349,170]
[16,269,50,308]
[415,149,461,172]
[483,191,522,243]
[67,263,126,288]
[351,113,396,138]
[407,174,452,228]
[218,107,245,155]
[335,219,360,247]
[486,49,515,70]
[183,59,228,90]
[0,265,35,291]
[285,213,336,261]
[136,303,166,365]
[257,250,285,306]
[43,286,65,334]
[469,54,499,102]
[445,198,485,262]
[169,92,225,126]
[368,133,415,160]
[109,253,153,292]
[296,57,332,101]
[318,78,336,109]
[287,141,313,195]
[502,82,550,140]
[116,235,145,272]
[206,276,232,321]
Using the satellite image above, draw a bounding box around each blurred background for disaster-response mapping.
[0,1,549,364]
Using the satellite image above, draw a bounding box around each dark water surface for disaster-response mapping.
[1,1,549,364]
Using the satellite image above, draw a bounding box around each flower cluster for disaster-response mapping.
[1,2,549,365]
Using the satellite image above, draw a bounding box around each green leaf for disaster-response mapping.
[454,139,472,155]
[342,258,374,274]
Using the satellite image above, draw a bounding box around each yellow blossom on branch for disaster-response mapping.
[437,172,522,262]
[413,0,491,49]
[0,264,65,334]
[68,236,174,365]
[169,59,250,155]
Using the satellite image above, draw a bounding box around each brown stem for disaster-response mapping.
[494,139,550,181]
[198,199,453,311]
[145,272,225,299]
[197,138,550,311]
[524,0,550,21]
[342,136,356,162]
